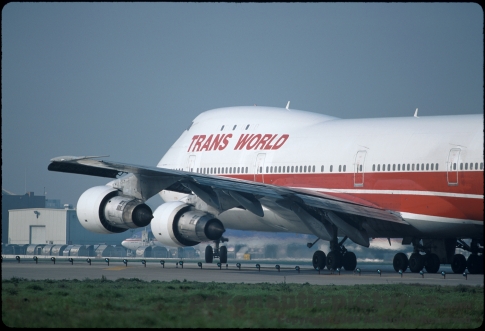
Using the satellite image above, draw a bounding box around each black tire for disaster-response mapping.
[393,252,408,273]
[312,250,326,270]
[219,246,228,264]
[467,254,481,274]
[326,250,342,270]
[451,254,467,274]
[205,245,213,263]
[342,251,357,271]
[409,253,424,273]
[424,253,440,273]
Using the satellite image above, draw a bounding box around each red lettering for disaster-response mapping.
[272,134,289,150]
[200,134,213,151]
[234,134,253,150]
[263,134,278,150]
[194,135,206,152]
[210,134,223,151]
[255,134,273,150]
[246,134,262,150]
[188,135,199,152]
[218,133,232,150]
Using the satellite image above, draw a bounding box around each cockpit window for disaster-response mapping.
[186,122,194,131]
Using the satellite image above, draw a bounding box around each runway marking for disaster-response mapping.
[104,266,131,271]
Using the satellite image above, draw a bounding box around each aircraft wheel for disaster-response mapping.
[205,245,213,263]
[342,251,357,271]
[409,253,424,273]
[424,253,440,273]
[451,254,467,274]
[393,252,408,273]
[326,250,342,270]
[467,254,482,274]
[312,250,326,270]
[219,246,228,264]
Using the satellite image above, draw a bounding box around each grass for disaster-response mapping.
[2,277,483,328]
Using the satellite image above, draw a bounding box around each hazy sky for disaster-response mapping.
[2,3,483,208]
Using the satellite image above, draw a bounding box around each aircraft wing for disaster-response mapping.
[48,156,412,247]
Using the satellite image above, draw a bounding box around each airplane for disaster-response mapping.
[121,228,163,251]
[48,105,484,274]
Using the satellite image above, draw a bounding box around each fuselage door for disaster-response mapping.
[447,148,460,186]
[254,153,266,183]
[186,155,196,172]
[354,150,367,187]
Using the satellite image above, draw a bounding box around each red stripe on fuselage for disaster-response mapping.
[220,171,484,221]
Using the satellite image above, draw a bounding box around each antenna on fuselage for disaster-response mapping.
[286,101,290,110]
[414,108,419,118]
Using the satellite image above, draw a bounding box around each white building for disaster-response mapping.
[8,208,130,246]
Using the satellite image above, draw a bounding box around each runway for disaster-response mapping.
[2,255,483,286]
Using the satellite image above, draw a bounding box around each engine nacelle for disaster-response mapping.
[151,201,225,247]
[77,186,153,234]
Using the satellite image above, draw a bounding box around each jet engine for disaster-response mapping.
[77,186,153,234]
[151,201,225,247]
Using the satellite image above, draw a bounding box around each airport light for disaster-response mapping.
[142,260,146,267]
[86,258,91,265]
[295,266,300,273]
[398,269,403,278]
[123,259,128,267]
[236,262,241,270]
[256,263,260,271]
[51,257,56,264]
[69,258,74,265]
[463,272,468,280]
[16,256,20,263]
[419,270,424,278]
[198,262,202,269]
[275,264,280,272]
[33,256,38,264]
[316,267,320,275]
[355,268,361,276]
[179,260,184,268]
[377,269,381,277]
[336,268,341,275]
[160,260,165,268]
[441,271,446,279]
[217,262,222,270]
[105,258,110,266]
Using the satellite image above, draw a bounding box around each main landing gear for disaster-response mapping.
[392,238,483,274]
[204,236,228,264]
[310,235,357,271]
[393,239,440,273]
[452,239,483,274]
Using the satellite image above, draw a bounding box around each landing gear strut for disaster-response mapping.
[205,236,228,264]
[454,239,483,274]
[310,232,357,271]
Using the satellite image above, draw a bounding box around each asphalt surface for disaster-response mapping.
[2,255,483,286]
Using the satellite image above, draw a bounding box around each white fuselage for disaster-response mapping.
[157,106,483,239]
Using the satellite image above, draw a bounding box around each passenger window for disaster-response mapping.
[343,165,346,172]
[453,163,456,170]
[282,166,285,173]
[373,164,375,171]
[393,164,395,171]
[220,125,225,131]
[305,165,307,172]
[313,165,315,172]
[460,163,463,170]
[387,164,390,171]
[292,166,295,172]
[465,163,468,170]
[481,163,484,170]
[412,164,415,171]
[359,165,362,172]
[295,166,298,173]
[382,164,385,171]
[475,163,478,170]
[330,165,333,172]
[338,165,341,172]
[426,164,429,170]
[398,164,401,171]
[266,166,268,173]
[300,166,303,172]
[377,165,380,171]
[237,167,240,173]
[245,124,250,130]
[421,164,424,171]
[229,167,231,174]
[407,164,410,171]
[321,165,323,172]
[233,125,237,130]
